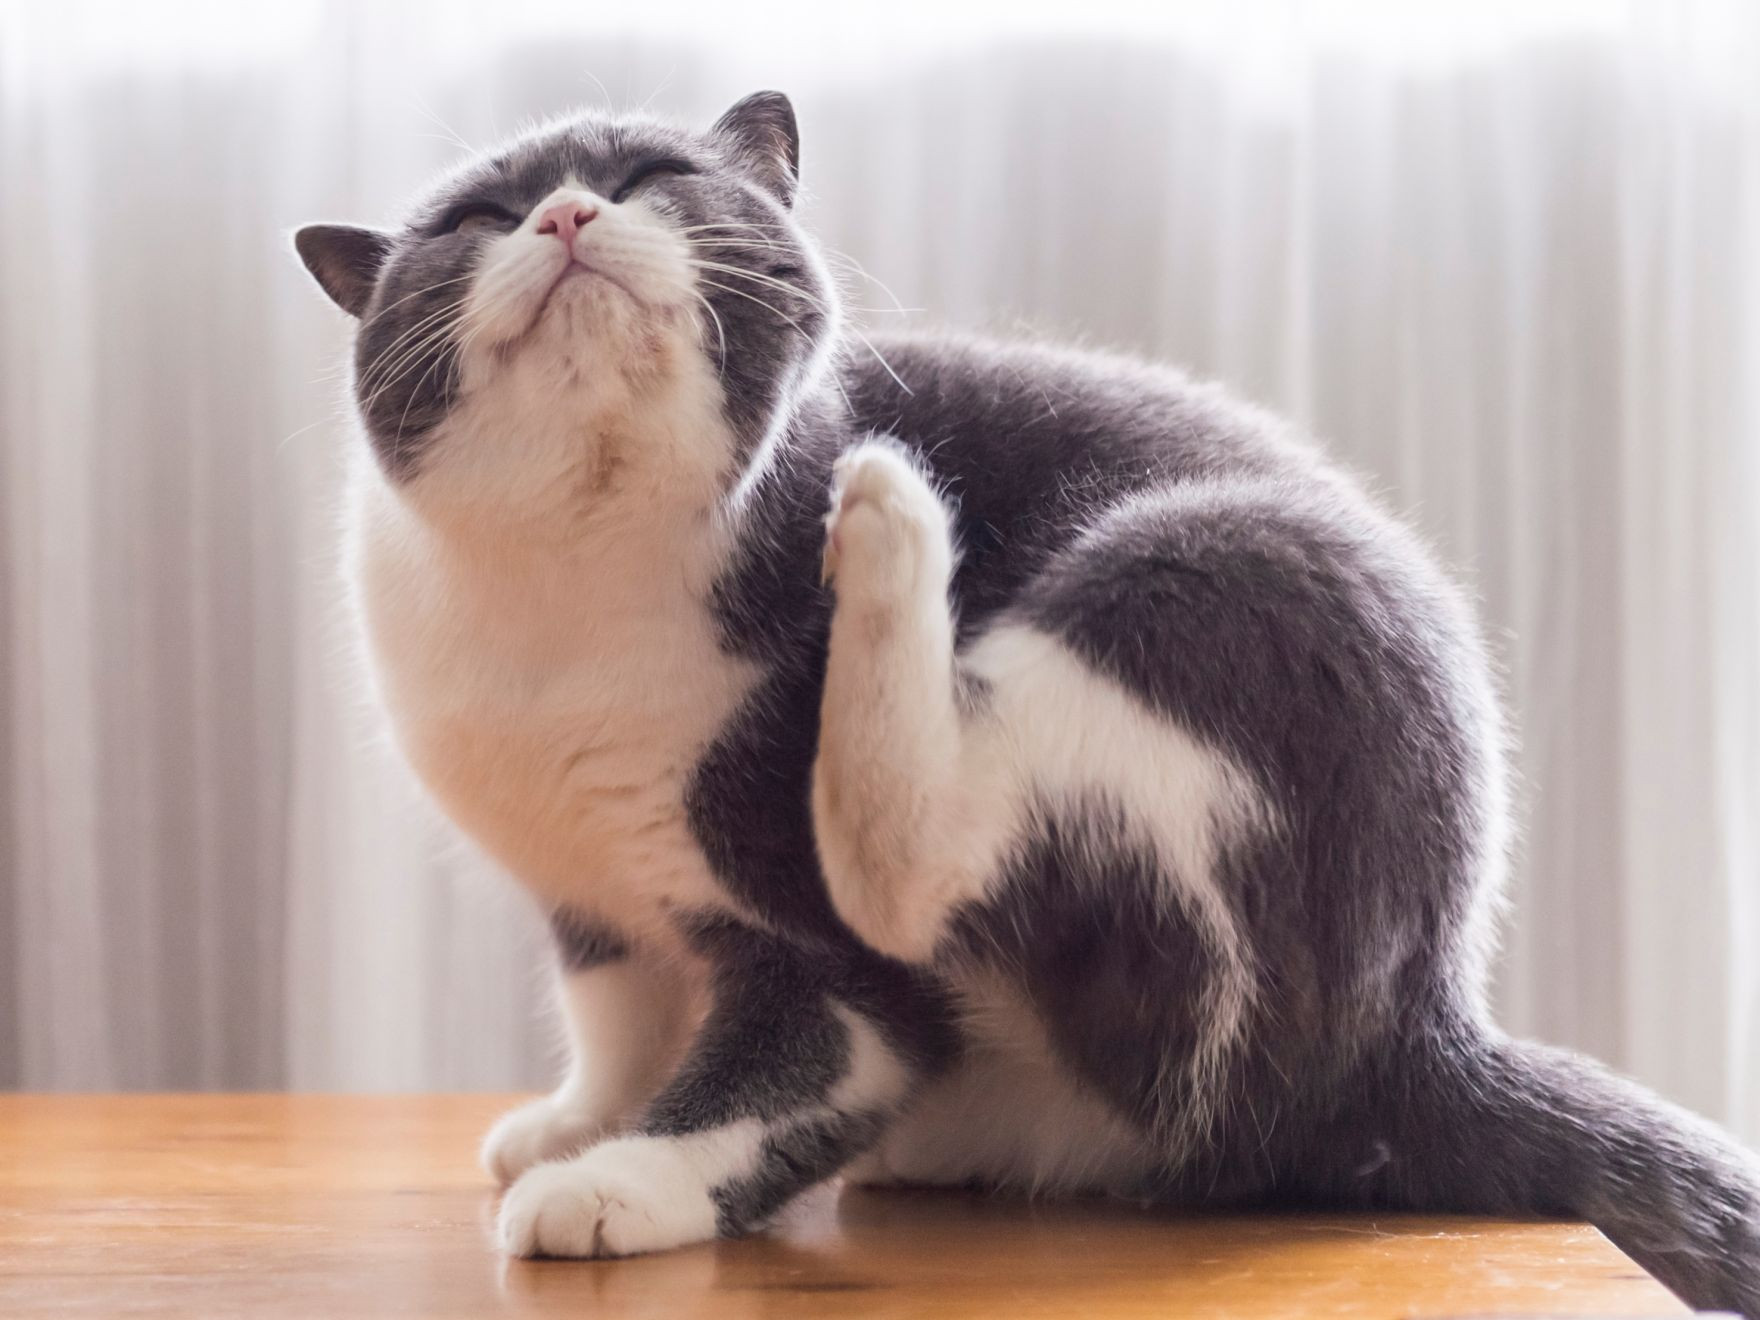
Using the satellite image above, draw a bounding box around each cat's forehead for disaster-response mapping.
[414,114,706,221]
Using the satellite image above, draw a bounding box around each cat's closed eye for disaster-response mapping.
[612,159,696,204]
[443,202,520,236]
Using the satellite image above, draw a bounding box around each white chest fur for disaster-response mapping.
[345,461,758,945]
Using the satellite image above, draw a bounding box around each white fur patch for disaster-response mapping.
[351,470,755,949]
[966,622,1264,959]
[497,1122,764,1258]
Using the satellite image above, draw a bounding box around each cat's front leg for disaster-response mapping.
[482,914,695,1185]
[496,918,944,1258]
[814,441,998,963]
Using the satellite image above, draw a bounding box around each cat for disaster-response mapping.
[295,91,1760,1312]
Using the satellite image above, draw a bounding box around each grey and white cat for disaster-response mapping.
[295,93,1760,1311]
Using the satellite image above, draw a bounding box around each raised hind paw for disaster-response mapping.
[821,441,953,604]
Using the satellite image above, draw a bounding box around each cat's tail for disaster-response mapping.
[1360,1024,1760,1315]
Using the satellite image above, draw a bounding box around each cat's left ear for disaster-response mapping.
[712,91,800,208]
[293,223,394,318]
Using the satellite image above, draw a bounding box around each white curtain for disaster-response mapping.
[3,1,1757,1133]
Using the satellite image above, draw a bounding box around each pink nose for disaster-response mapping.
[535,200,597,241]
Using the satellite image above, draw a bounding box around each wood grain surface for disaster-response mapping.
[0,1093,1688,1318]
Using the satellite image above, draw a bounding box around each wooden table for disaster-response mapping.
[0,1094,1686,1318]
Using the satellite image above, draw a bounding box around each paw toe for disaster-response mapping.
[822,443,951,589]
[495,1139,721,1259]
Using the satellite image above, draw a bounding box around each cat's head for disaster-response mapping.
[295,92,835,516]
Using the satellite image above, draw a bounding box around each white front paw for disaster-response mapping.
[496,1136,721,1259]
[822,442,952,598]
[481,1095,604,1187]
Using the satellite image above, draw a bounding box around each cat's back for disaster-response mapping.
[845,328,1318,485]
[837,329,1344,630]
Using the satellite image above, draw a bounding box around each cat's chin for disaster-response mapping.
[528,270,620,331]
[555,262,644,306]
[482,275,647,372]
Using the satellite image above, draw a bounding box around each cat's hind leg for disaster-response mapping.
[846,970,1160,1196]
[814,440,1010,963]
[817,457,1273,1165]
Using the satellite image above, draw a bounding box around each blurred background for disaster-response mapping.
[2,0,1758,1139]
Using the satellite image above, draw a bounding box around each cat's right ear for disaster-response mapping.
[713,92,800,208]
[293,224,394,318]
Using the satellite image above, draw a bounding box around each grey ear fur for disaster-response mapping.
[712,91,800,207]
[294,224,394,318]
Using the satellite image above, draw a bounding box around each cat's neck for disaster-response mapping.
[380,347,748,589]
[359,452,732,631]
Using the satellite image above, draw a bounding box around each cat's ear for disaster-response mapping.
[712,91,800,208]
[293,223,394,318]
